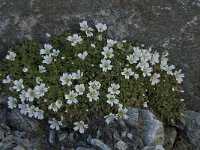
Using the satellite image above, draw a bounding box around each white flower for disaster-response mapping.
[73,121,88,134]
[13,79,24,92]
[38,65,46,73]
[165,65,175,75]
[2,75,11,84]
[7,96,17,109]
[107,39,117,47]
[127,54,138,64]
[59,73,72,86]
[48,118,62,131]
[34,107,44,120]
[141,66,153,77]
[48,103,59,112]
[55,100,62,108]
[87,90,100,102]
[75,84,85,95]
[26,88,37,101]
[150,51,159,65]
[42,54,53,64]
[101,46,114,59]
[22,67,29,73]
[121,68,134,79]
[46,33,51,37]
[140,50,151,61]
[72,70,83,80]
[80,21,94,37]
[34,83,48,97]
[36,77,43,84]
[143,102,148,108]
[67,34,83,46]
[90,43,96,48]
[106,94,119,106]
[65,90,78,104]
[88,80,101,91]
[104,113,116,124]
[134,73,139,80]
[117,104,128,119]
[18,103,29,115]
[136,58,149,69]
[174,69,185,84]
[19,90,27,102]
[78,51,88,60]
[40,44,53,55]
[99,59,112,72]
[5,51,16,61]
[150,73,160,85]
[108,83,120,95]
[52,49,60,57]
[160,52,169,70]
[95,23,107,33]
[27,105,36,118]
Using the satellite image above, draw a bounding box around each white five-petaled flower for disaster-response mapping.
[72,70,83,80]
[141,66,153,77]
[38,65,46,73]
[88,80,101,91]
[78,51,88,60]
[48,103,59,112]
[107,39,117,47]
[19,90,27,102]
[104,113,116,124]
[150,51,160,65]
[5,51,16,61]
[42,54,53,64]
[7,96,17,109]
[22,67,29,73]
[127,54,138,64]
[18,103,29,115]
[2,75,12,84]
[65,90,78,104]
[117,104,128,120]
[48,118,62,131]
[99,59,112,72]
[101,46,114,59]
[106,94,119,106]
[108,83,120,95]
[150,73,160,85]
[34,83,48,97]
[75,84,85,95]
[87,90,100,102]
[13,79,24,92]
[59,73,72,86]
[52,49,60,57]
[26,88,37,101]
[34,107,44,120]
[174,69,185,84]
[95,23,107,33]
[55,100,62,108]
[165,65,175,75]
[67,34,83,46]
[40,44,53,55]
[36,77,43,84]
[27,105,36,118]
[73,121,88,134]
[121,68,134,79]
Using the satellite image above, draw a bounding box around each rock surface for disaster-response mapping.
[0,0,200,111]
[184,110,200,150]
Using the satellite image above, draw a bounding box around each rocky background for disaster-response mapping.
[0,0,200,150]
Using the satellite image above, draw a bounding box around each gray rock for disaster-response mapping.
[127,133,133,140]
[13,145,26,150]
[125,107,139,127]
[76,147,97,150]
[114,140,128,150]
[113,130,121,141]
[14,136,32,150]
[184,110,200,150]
[57,131,68,142]
[140,110,164,146]
[49,130,56,144]
[142,145,165,150]
[0,107,7,124]
[7,109,41,132]
[0,142,15,150]
[164,126,177,150]
[90,139,111,150]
